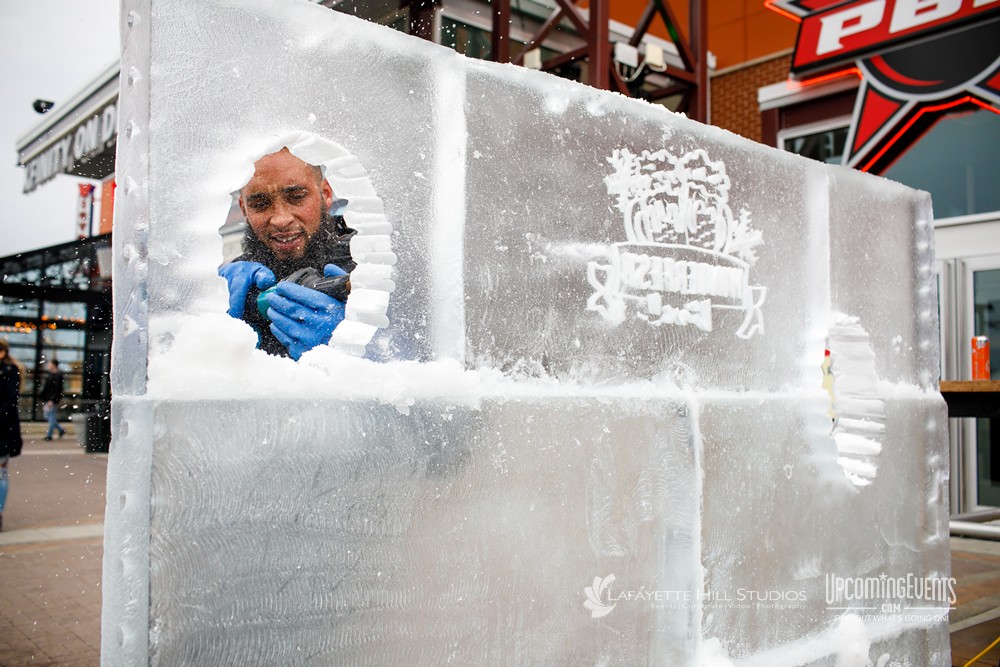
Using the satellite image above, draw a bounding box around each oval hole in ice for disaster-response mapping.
[218,133,394,359]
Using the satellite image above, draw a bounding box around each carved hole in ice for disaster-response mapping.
[218,132,394,357]
[827,315,885,488]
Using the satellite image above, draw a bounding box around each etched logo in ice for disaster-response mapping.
[583,574,617,618]
[587,148,767,338]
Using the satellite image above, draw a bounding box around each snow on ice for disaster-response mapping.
[102,0,949,664]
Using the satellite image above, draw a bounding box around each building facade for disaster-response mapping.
[708,1,1000,515]
[10,0,1000,499]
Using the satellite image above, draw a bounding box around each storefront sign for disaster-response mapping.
[771,0,1000,172]
[843,20,1000,170]
[22,102,117,193]
[792,0,1000,77]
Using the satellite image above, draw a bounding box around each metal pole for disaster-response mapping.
[950,520,1000,540]
[951,508,1000,522]
[406,0,441,42]
[33,299,45,421]
[690,0,708,123]
[589,0,610,90]
[491,0,510,63]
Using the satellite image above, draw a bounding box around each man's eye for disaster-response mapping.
[247,197,271,211]
[285,191,307,203]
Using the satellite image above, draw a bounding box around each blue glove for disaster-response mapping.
[322,263,349,281]
[218,261,276,318]
[265,264,347,360]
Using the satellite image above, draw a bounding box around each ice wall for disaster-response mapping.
[102,0,950,665]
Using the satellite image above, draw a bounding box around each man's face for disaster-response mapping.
[239,148,333,260]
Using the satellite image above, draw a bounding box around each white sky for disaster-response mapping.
[0,1,120,257]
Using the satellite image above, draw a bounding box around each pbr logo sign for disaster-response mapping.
[769,0,1000,171]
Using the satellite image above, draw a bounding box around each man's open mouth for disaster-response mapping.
[269,231,305,254]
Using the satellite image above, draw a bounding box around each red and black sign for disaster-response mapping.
[790,0,998,77]
[769,0,1000,172]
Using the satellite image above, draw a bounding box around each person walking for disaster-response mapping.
[40,359,66,440]
[0,339,24,532]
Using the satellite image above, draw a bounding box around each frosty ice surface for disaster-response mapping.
[103,0,948,664]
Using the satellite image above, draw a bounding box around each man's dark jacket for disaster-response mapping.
[40,369,64,402]
[233,214,355,357]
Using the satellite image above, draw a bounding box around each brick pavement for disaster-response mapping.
[0,424,105,667]
[0,538,102,667]
[2,421,1000,665]
[951,537,1000,666]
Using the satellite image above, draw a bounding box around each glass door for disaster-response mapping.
[962,255,1000,508]
[938,260,965,512]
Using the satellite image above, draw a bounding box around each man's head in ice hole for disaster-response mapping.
[238,147,334,261]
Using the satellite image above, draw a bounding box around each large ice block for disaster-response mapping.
[103,0,950,664]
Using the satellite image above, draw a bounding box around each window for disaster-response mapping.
[441,16,492,60]
[778,118,850,165]
[972,267,1000,506]
[883,109,1000,220]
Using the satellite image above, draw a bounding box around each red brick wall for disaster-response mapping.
[711,54,791,145]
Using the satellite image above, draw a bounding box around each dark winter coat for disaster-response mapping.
[0,363,23,458]
[40,370,64,402]
[232,213,355,357]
